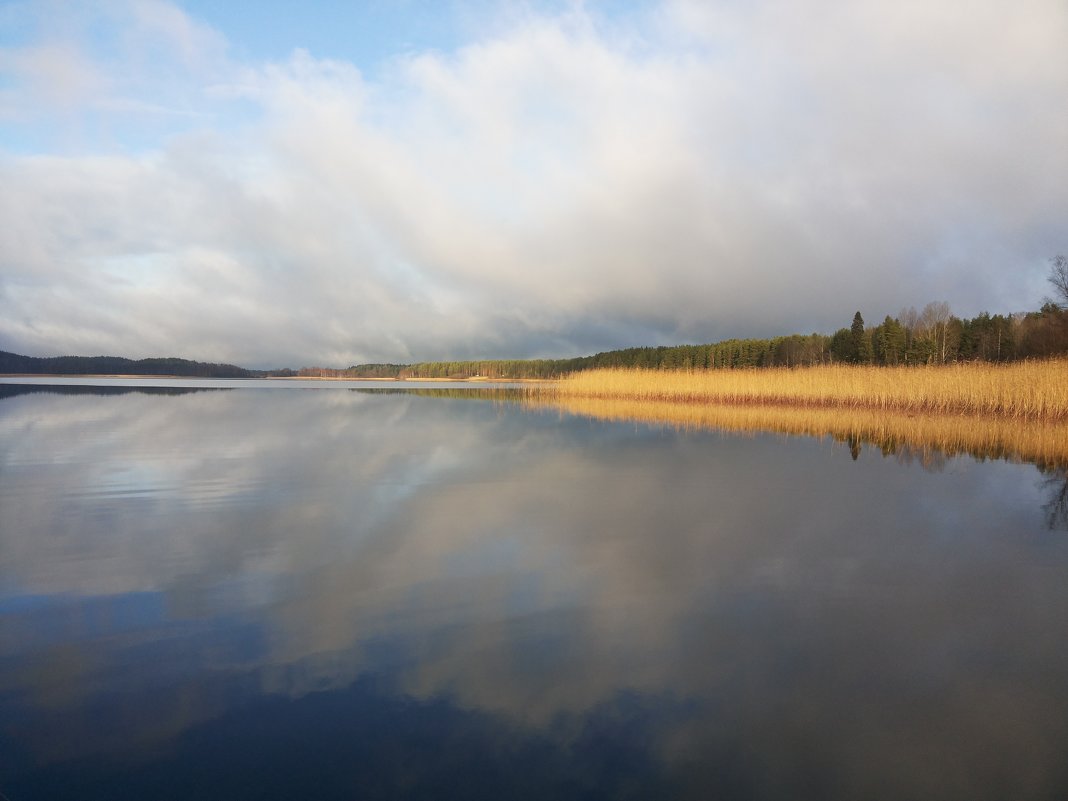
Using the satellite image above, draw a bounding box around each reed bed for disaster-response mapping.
[524,395,1068,467]
[535,359,1068,422]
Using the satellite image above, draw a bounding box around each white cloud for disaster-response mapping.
[1,0,1065,365]
[0,42,109,116]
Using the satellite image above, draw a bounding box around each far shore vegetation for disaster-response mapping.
[305,296,1065,379]
[328,257,1068,379]
[3,258,1066,423]
[292,257,1068,379]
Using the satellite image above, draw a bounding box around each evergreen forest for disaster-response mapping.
[317,299,1067,380]
[5,258,1067,380]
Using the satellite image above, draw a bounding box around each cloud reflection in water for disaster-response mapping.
[1,386,1066,800]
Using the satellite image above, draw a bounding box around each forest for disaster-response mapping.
[309,259,1067,379]
[307,298,1065,380]
[5,258,1067,380]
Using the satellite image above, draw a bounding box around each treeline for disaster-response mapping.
[829,301,1067,365]
[324,302,1065,379]
[297,363,408,379]
[5,259,1066,380]
[306,335,830,379]
[0,351,255,378]
[4,303,1064,381]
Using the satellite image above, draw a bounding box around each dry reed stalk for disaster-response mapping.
[535,359,1068,422]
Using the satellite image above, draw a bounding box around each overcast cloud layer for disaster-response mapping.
[2,0,1066,366]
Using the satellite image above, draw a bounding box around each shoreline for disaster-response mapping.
[0,373,547,382]
[6,359,1066,422]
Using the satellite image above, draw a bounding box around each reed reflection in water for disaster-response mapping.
[522,392,1068,469]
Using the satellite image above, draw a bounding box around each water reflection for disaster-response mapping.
[1,387,1067,799]
[1040,467,1068,531]
[523,393,1068,468]
[0,383,225,399]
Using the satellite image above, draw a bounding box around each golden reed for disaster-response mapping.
[524,359,1068,466]
[537,359,1068,421]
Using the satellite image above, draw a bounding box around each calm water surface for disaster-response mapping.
[1,381,1066,800]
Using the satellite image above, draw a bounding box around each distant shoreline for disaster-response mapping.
[266,375,546,382]
[0,373,546,382]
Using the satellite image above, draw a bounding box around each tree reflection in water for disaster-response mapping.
[1040,467,1068,531]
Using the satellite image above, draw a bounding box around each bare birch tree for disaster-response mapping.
[1049,255,1068,309]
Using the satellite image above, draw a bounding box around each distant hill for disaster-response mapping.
[0,350,255,378]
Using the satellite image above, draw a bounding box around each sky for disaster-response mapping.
[1,0,1066,367]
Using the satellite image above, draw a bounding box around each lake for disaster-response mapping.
[2,379,1067,800]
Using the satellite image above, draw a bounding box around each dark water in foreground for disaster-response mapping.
[1,382,1066,800]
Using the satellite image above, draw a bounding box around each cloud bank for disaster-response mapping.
[1,0,1066,366]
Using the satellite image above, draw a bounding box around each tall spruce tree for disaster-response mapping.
[851,311,872,363]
